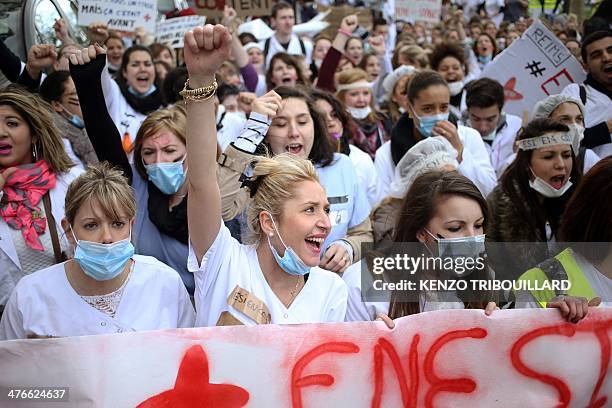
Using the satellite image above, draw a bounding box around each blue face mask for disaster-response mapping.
[62,105,85,129]
[415,112,449,138]
[144,157,186,195]
[71,228,134,281]
[478,54,493,65]
[128,84,157,98]
[266,214,311,276]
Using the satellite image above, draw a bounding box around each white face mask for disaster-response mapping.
[567,123,584,154]
[314,58,323,68]
[347,105,372,120]
[482,128,497,142]
[529,174,573,198]
[448,81,464,96]
[399,106,406,114]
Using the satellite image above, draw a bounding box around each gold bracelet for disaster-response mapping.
[179,78,218,102]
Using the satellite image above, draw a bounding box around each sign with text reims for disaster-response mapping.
[190,0,277,18]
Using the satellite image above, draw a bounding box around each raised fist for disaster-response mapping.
[183,25,232,87]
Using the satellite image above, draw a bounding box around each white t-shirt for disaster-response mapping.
[188,224,348,327]
[0,255,195,340]
[349,145,380,207]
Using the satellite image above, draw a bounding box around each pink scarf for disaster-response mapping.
[1,161,57,251]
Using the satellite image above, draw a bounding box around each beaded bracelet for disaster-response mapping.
[179,78,218,102]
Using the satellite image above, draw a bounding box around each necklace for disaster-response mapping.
[288,276,302,304]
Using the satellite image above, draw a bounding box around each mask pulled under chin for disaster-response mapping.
[529,176,573,198]
[448,81,464,96]
[128,84,157,98]
[347,106,372,120]
[267,214,311,276]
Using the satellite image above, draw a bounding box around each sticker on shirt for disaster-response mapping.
[329,209,349,226]
[226,285,271,325]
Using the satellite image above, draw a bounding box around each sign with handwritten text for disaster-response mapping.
[155,16,206,48]
[78,0,157,33]
[480,20,586,120]
[0,309,609,407]
[189,0,277,18]
[395,0,442,24]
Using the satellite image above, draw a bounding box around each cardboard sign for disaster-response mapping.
[156,16,206,48]
[480,20,586,120]
[189,0,277,19]
[1,309,610,407]
[395,0,442,24]
[78,0,157,33]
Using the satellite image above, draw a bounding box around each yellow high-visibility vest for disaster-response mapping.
[517,248,597,308]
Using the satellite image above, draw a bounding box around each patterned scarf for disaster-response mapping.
[0,161,57,251]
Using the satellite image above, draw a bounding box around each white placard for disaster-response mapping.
[78,0,157,33]
[395,0,442,24]
[1,309,610,406]
[480,20,586,120]
[155,16,206,48]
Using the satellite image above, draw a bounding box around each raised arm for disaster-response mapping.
[69,45,132,182]
[316,14,358,92]
[0,39,23,83]
[184,25,232,263]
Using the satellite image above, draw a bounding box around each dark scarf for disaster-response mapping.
[585,74,612,100]
[147,182,188,244]
[118,83,164,115]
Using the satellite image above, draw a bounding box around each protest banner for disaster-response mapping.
[395,0,442,24]
[78,0,157,33]
[1,309,610,407]
[480,20,586,121]
[189,0,277,19]
[156,16,207,48]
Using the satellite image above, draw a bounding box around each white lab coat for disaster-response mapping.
[374,126,497,201]
[460,113,522,178]
[188,223,348,327]
[348,145,380,207]
[0,167,82,306]
[260,33,313,68]
[562,83,612,158]
[0,255,195,340]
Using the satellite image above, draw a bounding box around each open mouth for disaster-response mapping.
[136,75,150,86]
[603,65,612,74]
[549,175,566,189]
[281,76,294,84]
[286,143,303,155]
[305,236,325,254]
[0,143,13,156]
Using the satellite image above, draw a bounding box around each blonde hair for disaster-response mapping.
[393,45,429,70]
[133,105,186,178]
[246,153,320,243]
[0,86,73,173]
[64,162,136,225]
[336,68,377,122]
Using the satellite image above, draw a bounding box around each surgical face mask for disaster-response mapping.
[529,173,573,198]
[61,105,85,129]
[478,54,493,65]
[347,105,372,120]
[128,84,157,98]
[144,156,186,195]
[398,106,406,114]
[447,81,464,97]
[414,112,449,138]
[71,228,134,281]
[314,58,323,68]
[481,128,497,142]
[567,123,584,154]
[426,230,486,276]
[266,214,311,276]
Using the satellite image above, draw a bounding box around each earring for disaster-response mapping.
[269,232,274,237]
[32,143,39,161]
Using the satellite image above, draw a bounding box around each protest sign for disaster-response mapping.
[1,309,610,407]
[156,16,206,48]
[190,0,277,19]
[396,0,442,24]
[480,20,586,120]
[78,0,157,33]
